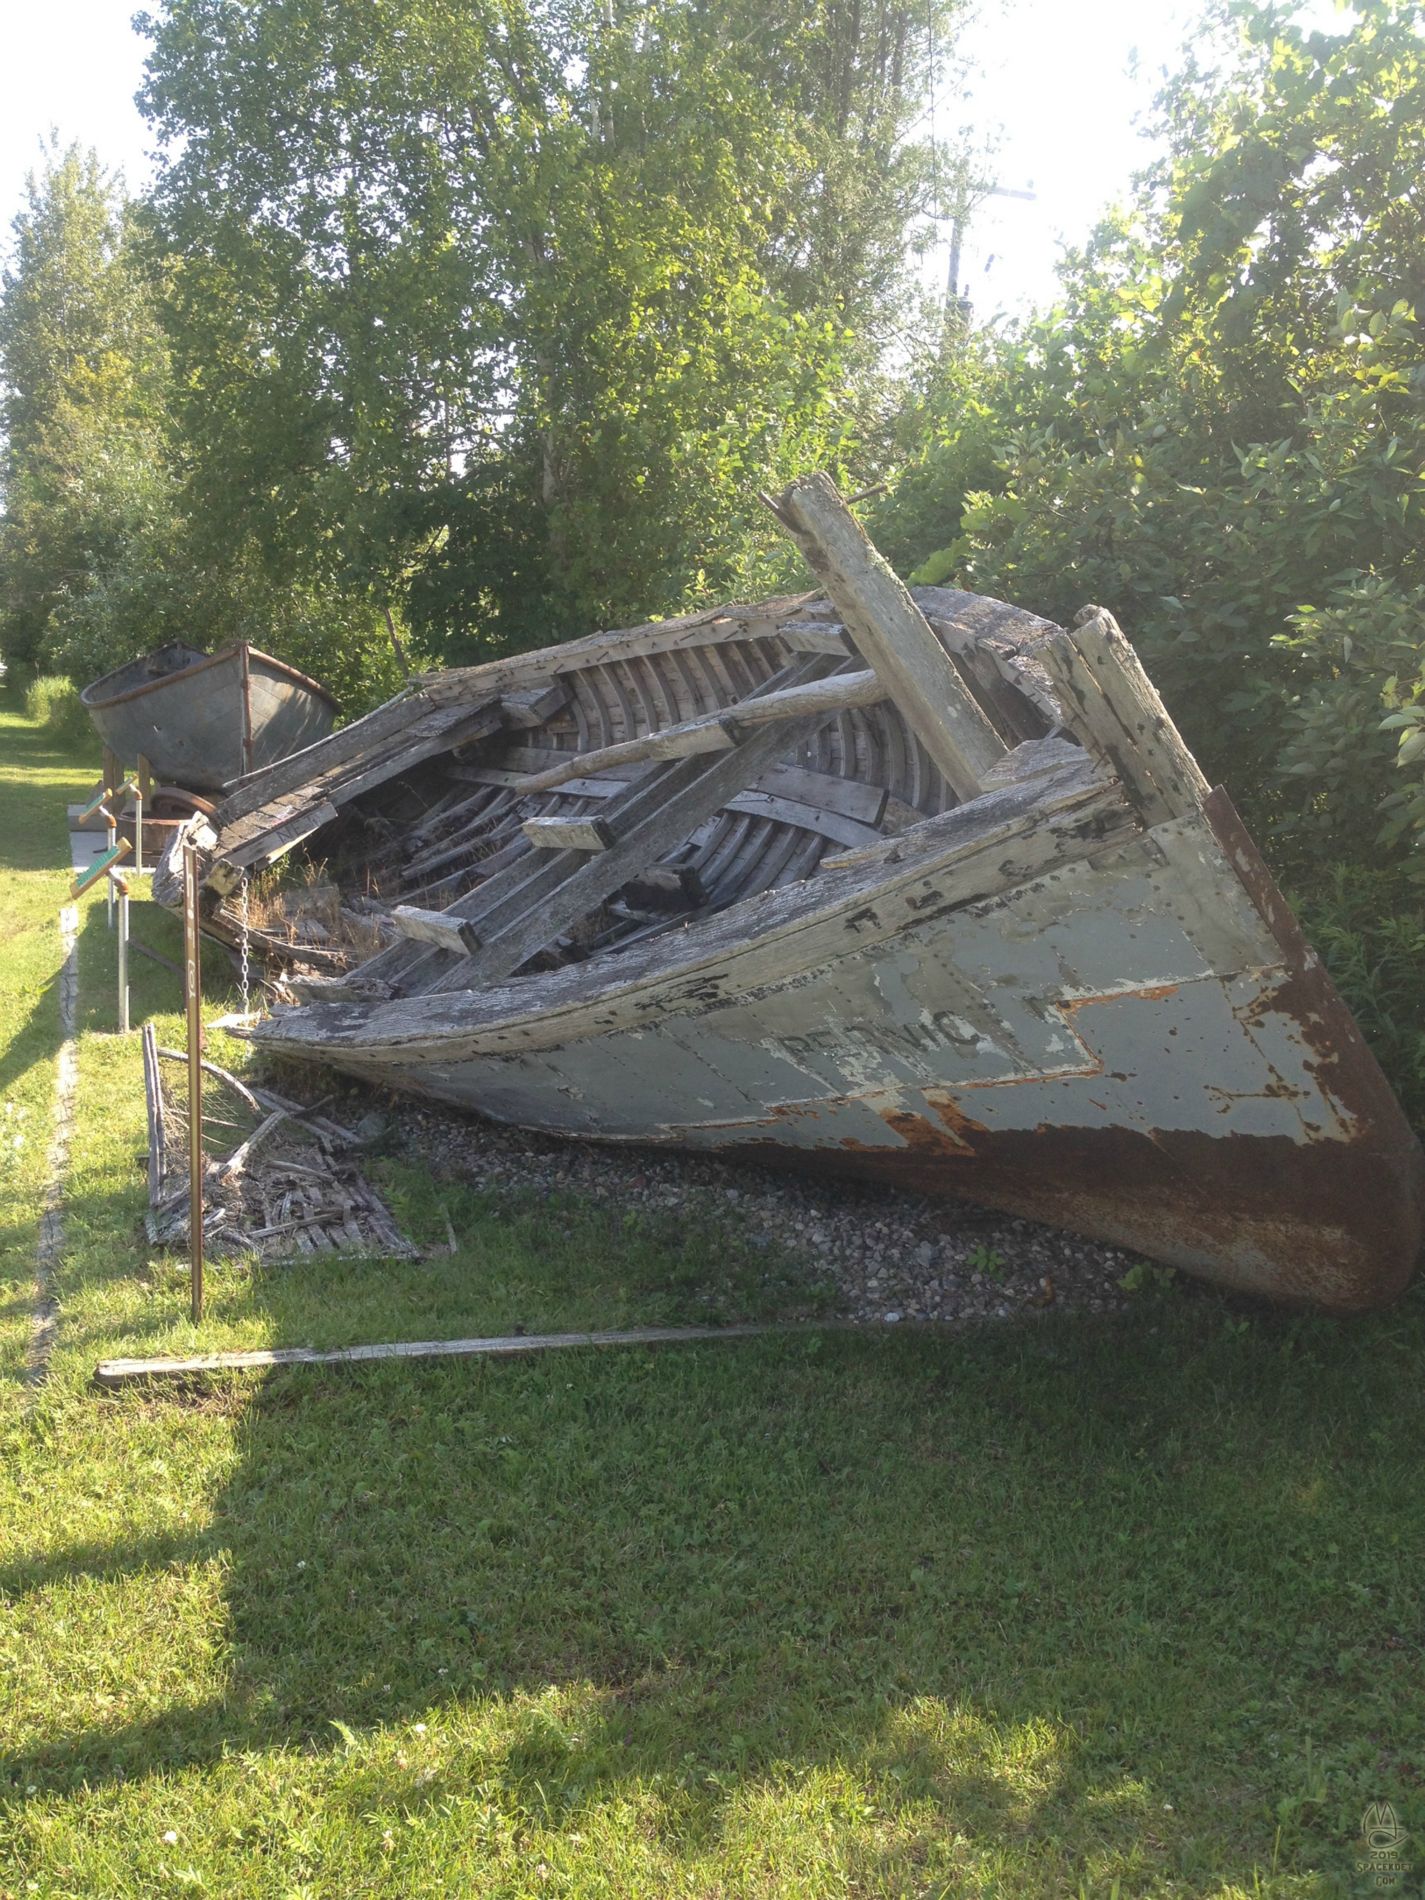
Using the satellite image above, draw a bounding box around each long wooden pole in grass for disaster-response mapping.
[92,1323,826,1386]
[182,841,205,1324]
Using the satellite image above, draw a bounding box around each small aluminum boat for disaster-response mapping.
[82,641,338,791]
[162,476,1423,1311]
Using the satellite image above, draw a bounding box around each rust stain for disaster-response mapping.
[675,884,1422,1314]
[1060,981,1181,1013]
[1205,789,1424,1147]
[725,1110,1421,1315]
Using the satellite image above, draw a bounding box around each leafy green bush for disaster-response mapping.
[875,1,1425,1113]
[23,674,91,745]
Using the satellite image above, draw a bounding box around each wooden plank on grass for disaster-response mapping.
[93,1321,798,1386]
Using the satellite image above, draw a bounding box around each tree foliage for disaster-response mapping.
[0,145,182,675]
[136,0,969,656]
[876,0,1425,892]
[0,144,413,708]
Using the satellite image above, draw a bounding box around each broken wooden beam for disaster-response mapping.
[218,688,423,824]
[512,668,888,794]
[411,597,819,705]
[354,658,837,994]
[520,814,615,852]
[218,1107,290,1181]
[391,905,485,955]
[220,799,340,877]
[768,471,1006,801]
[455,695,843,985]
[1034,605,1210,827]
[499,680,571,729]
[211,699,510,889]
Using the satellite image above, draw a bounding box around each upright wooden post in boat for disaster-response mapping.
[767,472,1006,802]
[182,841,205,1324]
[1035,606,1211,827]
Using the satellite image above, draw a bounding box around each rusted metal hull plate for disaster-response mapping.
[250,787,1421,1313]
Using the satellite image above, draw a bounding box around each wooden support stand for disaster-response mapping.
[116,878,130,1034]
[70,840,135,1034]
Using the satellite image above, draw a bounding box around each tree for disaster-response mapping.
[136,0,973,656]
[0,143,180,675]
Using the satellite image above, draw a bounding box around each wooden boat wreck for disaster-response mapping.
[163,473,1423,1312]
[82,641,338,792]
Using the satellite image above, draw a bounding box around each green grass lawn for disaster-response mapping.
[1,688,1422,1898]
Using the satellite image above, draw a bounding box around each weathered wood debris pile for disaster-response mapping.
[157,472,1423,1313]
[141,1023,416,1262]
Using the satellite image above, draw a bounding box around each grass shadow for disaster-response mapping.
[7,1291,1424,1892]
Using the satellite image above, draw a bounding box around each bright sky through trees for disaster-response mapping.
[935,0,1203,318]
[0,0,1355,321]
[938,0,1350,320]
[0,0,1193,321]
[0,2,153,207]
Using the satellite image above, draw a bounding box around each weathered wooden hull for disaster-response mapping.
[172,475,1421,1311]
[249,762,1421,1313]
[82,643,337,791]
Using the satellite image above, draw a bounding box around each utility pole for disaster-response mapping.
[945,182,1038,324]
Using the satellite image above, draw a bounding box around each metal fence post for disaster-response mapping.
[116,875,130,1034]
[183,841,204,1324]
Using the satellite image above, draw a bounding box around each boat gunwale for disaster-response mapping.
[252,753,1131,1057]
[81,642,340,714]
